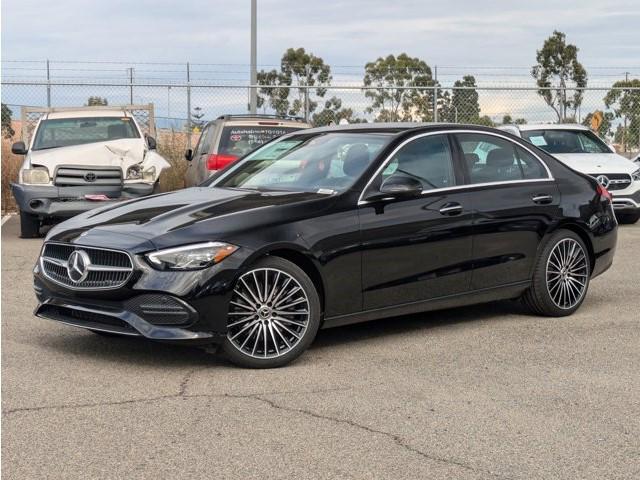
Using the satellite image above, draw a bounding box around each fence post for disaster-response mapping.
[186,62,192,149]
[304,65,310,122]
[128,67,134,104]
[46,59,51,107]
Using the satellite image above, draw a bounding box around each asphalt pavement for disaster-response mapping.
[2,215,639,479]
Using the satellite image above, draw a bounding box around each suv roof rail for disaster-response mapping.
[215,113,307,123]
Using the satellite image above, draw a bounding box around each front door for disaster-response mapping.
[359,133,474,311]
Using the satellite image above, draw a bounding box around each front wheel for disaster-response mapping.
[522,230,590,317]
[222,257,321,368]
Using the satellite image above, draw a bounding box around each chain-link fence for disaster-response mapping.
[2,77,639,211]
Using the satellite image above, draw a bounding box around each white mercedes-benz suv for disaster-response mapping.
[501,124,640,224]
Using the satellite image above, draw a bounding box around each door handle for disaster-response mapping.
[532,194,553,205]
[439,202,463,216]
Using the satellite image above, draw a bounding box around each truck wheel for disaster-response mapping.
[616,213,639,224]
[19,210,40,238]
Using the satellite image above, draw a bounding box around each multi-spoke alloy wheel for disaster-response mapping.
[223,257,320,367]
[546,238,589,309]
[523,230,591,317]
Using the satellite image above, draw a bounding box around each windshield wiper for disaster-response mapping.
[34,145,63,151]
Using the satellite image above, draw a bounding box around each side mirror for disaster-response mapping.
[365,175,423,202]
[11,141,27,155]
[146,136,157,150]
[184,149,193,161]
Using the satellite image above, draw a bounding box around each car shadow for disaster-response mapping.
[33,299,530,367]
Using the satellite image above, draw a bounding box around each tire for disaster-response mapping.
[522,229,590,317]
[222,256,321,368]
[616,213,640,224]
[19,210,40,238]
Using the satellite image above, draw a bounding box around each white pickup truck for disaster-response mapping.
[10,107,170,237]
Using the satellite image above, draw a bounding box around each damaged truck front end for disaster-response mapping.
[10,108,171,237]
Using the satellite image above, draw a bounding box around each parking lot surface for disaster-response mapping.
[2,216,639,479]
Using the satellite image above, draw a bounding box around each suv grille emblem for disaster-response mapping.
[84,172,97,182]
[595,175,610,188]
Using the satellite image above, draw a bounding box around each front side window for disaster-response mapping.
[33,117,139,150]
[521,129,610,154]
[456,133,548,184]
[213,132,392,193]
[377,134,455,191]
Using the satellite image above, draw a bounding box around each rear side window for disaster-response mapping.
[218,126,302,157]
[456,133,548,184]
[379,134,455,190]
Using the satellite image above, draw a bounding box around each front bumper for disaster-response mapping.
[11,182,154,218]
[611,186,640,214]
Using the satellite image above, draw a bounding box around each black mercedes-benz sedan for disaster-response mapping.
[34,123,618,368]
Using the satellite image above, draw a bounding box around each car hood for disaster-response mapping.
[29,139,146,172]
[46,187,338,252]
[552,153,638,174]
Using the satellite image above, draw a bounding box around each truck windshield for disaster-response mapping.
[32,117,140,150]
[212,132,392,193]
[521,129,611,154]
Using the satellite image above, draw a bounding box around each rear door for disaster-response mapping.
[359,133,474,310]
[452,132,561,289]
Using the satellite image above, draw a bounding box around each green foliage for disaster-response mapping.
[1,103,15,139]
[86,96,108,106]
[451,75,480,123]
[257,47,332,119]
[311,97,366,126]
[473,115,495,127]
[531,31,587,122]
[363,53,438,122]
[501,114,527,125]
[604,78,640,150]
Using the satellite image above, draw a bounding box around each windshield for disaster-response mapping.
[213,132,392,193]
[521,129,610,154]
[219,126,303,157]
[33,116,140,150]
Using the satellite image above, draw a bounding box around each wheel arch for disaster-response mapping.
[548,221,596,275]
[244,245,326,317]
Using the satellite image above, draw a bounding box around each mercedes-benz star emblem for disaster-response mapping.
[595,175,610,189]
[84,172,97,182]
[66,250,91,283]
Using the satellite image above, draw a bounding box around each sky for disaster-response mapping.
[1,0,639,124]
[2,0,639,75]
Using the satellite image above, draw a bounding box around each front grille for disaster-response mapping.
[589,173,632,191]
[54,166,122,187]
[40,242,133,289]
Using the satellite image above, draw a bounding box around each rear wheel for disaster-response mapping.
[616,213,640,224]
[222,257,321,368]
[522,230,590,317]
[19,210,40,238]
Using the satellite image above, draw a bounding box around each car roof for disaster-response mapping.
[507,123,590,132]
[289,122,503,136]
[46,109,128,120]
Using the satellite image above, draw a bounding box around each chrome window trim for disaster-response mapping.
[357,129,554,205]
[39,241,134,291]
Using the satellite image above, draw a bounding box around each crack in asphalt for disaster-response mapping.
[226,392,513,480]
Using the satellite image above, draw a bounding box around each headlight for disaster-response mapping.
[146,242,238,270]
[126,165,156,182]
[632,168,640,182]
[20,167,50,185]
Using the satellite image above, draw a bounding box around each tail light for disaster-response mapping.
[596,184,612,201]
[206,153,239,171]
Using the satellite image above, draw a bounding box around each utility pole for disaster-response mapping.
[187,62,192,149]
[433,65,438,122]
[249,0,257,114]
[623,71,630,152]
